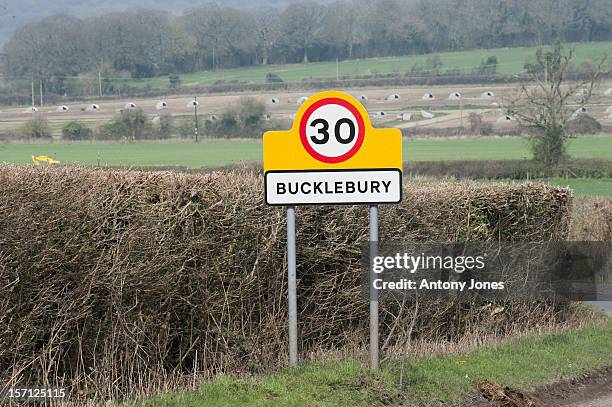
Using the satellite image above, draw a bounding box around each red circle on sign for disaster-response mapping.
[299,97,366,164]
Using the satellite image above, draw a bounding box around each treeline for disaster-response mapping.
[2,0,611,92]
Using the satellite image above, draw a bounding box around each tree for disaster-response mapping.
[168,74,181,88]
[322,1,366,58]
[157,113,174,138]
[254,10,281,65]
[508,42,607,166]
[235,97,266,129]
[62,121,92,141]
[21,114,51,139]
[100,108,151,141]
[279,2,326,63]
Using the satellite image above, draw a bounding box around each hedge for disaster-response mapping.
[0,166,572,399]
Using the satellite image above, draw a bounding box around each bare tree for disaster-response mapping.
[254,10,280,65]
[323,1,367,58]
[182,6,256,70]
[279,2,326,63]
[508,42,608,167]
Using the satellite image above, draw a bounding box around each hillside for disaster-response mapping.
[114,40,612,88]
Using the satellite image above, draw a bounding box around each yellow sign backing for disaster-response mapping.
[263,90,402,205]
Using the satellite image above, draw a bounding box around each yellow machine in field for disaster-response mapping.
[32,155,61,167]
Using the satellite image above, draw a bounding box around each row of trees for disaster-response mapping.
[3,0,611,88]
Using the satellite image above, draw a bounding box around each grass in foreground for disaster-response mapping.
[146,319,612,406]
[2,136,612,168]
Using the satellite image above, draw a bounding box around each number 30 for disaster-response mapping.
[310,118,356,145]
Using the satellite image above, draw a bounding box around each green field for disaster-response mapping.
[125,41,611,88]
[470,177,612,197]
[528,178,612,197]
[2,136,611,167]
[145,319,612,406]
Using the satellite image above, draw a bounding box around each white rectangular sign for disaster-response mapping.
[265,169,402,205]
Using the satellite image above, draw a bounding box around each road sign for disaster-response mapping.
[263,91,402,205]
[263,90,403,371]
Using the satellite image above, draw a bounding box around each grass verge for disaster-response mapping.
[144,318,612,407]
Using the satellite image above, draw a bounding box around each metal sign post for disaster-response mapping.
[369,205,379,372]
[286,206,298,367]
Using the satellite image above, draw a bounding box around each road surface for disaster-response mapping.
[589,301,612,316]
[570,397,612,407]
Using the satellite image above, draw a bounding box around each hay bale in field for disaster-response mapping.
[422,93,434,100]
[0,166,573,399]
[187,100,199,107]
[421,110,434,119]
[85,103,99,111]
[386,93,400,101]
[269,97,280,105]
[24,106,38,113]
[397,112,411,121]
[55,105,69,112]
[124,102,137,109]
[570,106,587,119]
[481,91,494,98]
[358,94,368,104]
[575,88,589,97]
[448,91,461,100]
[497,114,514,123]
[296,96,308,106]
[156,100,168,110]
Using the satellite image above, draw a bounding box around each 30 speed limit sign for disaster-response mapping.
[263,90,402,205]
[300,98,365,164]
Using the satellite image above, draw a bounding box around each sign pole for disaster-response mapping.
[287,206,298,367]
[369,204,379,372]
